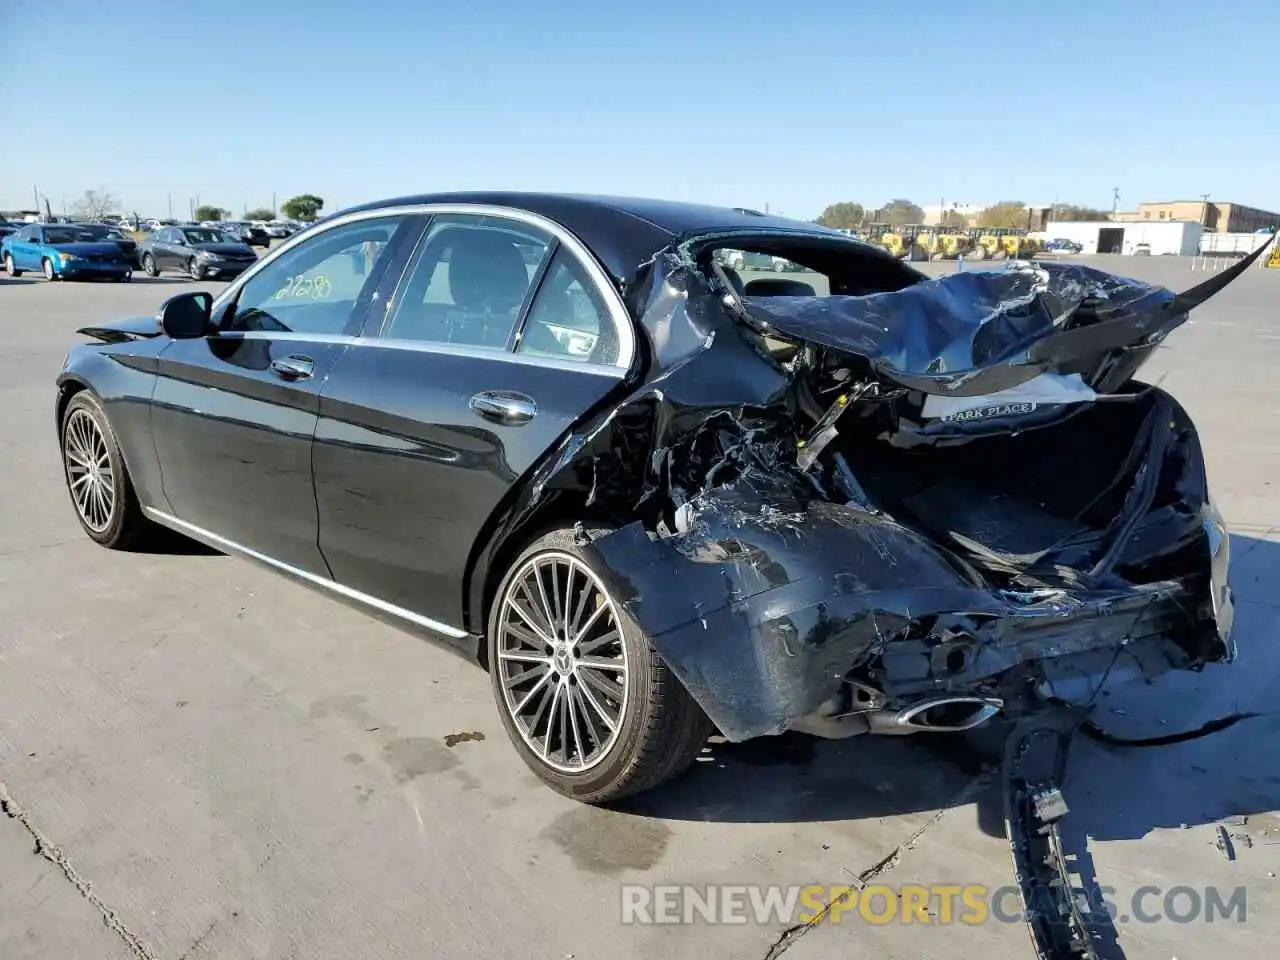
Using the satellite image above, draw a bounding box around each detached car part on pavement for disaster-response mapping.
[53,194,1263,803]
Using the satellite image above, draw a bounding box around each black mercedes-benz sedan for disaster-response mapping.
[54,192,1255,802]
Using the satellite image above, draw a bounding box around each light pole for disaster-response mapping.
[1200,193,1210,229]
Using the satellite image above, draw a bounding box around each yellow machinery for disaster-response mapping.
[1267,241,1280,269]
[936,229,971,260]
[911,226,970,261]
[971,228,1015,260]
[879,231,909,258]
[997,231,1040,259]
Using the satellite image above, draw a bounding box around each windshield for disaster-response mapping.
[183,229,233,245]
[77,225,128,240]
[44,227,99,244]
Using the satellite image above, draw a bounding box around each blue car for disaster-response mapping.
[2,223,134,281]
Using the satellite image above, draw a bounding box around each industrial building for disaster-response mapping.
[1042,219,1203,256]
[1113,201,1280,233]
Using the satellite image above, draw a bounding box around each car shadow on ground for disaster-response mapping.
[133,277,197,285]
[0,276,40,285]
[128,525,221,556]
[622,534,1280,831]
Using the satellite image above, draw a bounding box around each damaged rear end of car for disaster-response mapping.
[493,227,1265,745]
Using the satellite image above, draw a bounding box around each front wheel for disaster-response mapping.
[142,253,159,277]
[4,253,20,277]
[187,259,203,280]
[42,258,56,280]
[60,392,156,549]
[487,527,712,803]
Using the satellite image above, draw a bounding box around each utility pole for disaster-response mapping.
[1200,193,1210,229]
[168,192,173,218]
[272,190,277,215]
[1111,187,1120,217]
[33,186,39,212]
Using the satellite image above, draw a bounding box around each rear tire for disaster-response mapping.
[487,526,712,803]
[60,392,155,550]
[4,253,20,277]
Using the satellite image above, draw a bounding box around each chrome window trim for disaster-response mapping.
[213,330,625,379]
[141,507,469,639]
[210,202,636,373]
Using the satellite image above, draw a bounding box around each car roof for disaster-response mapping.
[334,192,844,281]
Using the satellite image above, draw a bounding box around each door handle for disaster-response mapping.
[470,390,537,425]
[270,355,314,380]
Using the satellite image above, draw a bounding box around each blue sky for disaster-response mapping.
[2,1,1276,219]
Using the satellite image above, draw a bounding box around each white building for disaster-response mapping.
[1043,220,1203,256]
[921,203,982,226]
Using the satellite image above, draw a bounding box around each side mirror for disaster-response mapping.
[159,292,213,339]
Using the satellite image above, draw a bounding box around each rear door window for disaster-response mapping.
[516,249,617,365]
[380,214,551,351]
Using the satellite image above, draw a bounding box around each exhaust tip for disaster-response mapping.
[896,697,1003,732]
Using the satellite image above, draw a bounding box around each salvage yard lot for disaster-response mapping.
[1,256,1279,959]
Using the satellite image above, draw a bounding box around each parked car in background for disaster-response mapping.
[220,220,271,248]
[143,218,178,232]
[1044,238,1083,254]
[77,223,141,268]
[2,222,133,280]
[51,192,1242,802]
[1132,243,1152,256]
[138,226,258,279]
[0,220,17,243]
[264,220,295,238]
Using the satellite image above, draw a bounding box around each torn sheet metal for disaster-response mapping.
[475,237,1259,742]
[741,243,1270,400]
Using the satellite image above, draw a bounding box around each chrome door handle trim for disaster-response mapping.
[269,355,314,380]
[469,390,537,425]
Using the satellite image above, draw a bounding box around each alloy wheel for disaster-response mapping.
[43,258,54,280]
[63,409,115,533]
[496,551,629,773]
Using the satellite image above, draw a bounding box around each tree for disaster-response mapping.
[815,201,866,230]
[71,187,117,221]
[194,205,229,222]
[880,199,925,227]
[977,201,1029,229]
[1053,204,1111,222]
[244,207,276,221]
[281,194,324,222]
[940,209,969,228]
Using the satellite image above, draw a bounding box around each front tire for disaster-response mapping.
[187,259,203,280]
[142,253,159,277]
[487,527,712,803]
[42,258,56,280]
[60,392,154,549]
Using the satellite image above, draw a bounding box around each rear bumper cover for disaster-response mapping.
[583,493,1232,742]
